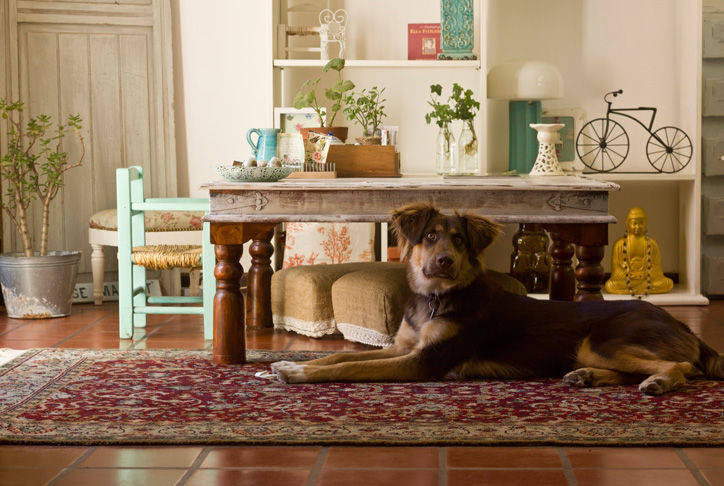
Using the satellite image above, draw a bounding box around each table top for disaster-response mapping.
[202,174,619,225]
[201,174,620,192]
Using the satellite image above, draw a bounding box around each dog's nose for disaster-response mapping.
[437,255,453,269]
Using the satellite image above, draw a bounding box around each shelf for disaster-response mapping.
[273,59,481,69]
[581,172,698,182]
[529,287,709,306]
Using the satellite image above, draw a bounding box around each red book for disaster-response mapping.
[408,23,441,60]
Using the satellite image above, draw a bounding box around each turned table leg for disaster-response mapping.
[246,228,275,329]
[574,244,605,301]
[548,231,576,301]
[544,223,609,302]
[213,244,245,365]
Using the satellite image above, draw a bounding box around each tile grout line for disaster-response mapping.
[438,447,447,486]
[306,446,329,486]
[47,312,115,348]
[46,446,97,486]
[676,449,712,486]
[557,447,578,486]
[175,446,211,486]
[128,315,179,350]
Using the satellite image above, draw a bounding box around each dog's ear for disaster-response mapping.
[391,203,439,261]
[461,213,501,256]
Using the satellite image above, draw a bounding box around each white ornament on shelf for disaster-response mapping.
[319,9,348,60]
[529,123,565,176]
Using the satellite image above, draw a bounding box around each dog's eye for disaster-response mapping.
[425,232,437,242]
[452,234,464,245]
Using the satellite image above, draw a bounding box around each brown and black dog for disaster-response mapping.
[271,203,724,394]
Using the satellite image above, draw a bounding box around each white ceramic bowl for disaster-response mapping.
[215,165,295,182]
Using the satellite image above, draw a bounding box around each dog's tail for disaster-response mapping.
[697,339,724,379]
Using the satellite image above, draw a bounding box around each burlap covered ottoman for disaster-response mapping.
[331,263,409,347]
[271,262,391,337]
[332,266,528,347]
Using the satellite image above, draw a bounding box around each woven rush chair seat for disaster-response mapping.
[130,245,202,270]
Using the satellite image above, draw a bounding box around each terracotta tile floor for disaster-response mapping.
[1,301,723,486]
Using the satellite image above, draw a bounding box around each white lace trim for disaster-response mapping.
[336,322,394,348]
[273,314,337,338]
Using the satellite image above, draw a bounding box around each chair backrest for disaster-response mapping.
[116,166,209,255]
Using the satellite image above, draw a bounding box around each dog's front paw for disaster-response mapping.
[639,375,669,395]
[270,360,309,384]
[563,368,594,388]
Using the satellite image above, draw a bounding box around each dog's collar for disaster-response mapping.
[428,294,440,319]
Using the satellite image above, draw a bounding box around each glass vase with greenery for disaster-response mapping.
[425,84,457,174]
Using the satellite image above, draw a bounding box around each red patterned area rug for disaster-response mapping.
[1,348,723,446]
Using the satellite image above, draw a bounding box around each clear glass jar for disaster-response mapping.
[435,122,456,175]
[457,119,479,175]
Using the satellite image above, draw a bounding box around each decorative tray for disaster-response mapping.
[215,165,295,182]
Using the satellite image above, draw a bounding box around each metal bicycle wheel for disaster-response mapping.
[575,118,630,172]
[646,126,692,173]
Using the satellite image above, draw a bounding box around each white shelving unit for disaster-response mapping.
[272,0,706,305]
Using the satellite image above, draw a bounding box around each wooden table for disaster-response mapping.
[201,175,619,365]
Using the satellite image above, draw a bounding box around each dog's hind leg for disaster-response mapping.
[563,367,640,387]
[575,337,700,395]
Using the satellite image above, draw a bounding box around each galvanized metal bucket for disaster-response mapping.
[0,251,81,318]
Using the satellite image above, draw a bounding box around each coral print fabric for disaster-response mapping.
[283,223,375,268]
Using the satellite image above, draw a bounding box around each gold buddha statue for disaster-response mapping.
[605,207,673,295]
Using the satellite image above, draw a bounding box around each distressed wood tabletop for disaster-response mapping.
[201,175,620,224]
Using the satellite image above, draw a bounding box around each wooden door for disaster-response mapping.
[0,0,176,275]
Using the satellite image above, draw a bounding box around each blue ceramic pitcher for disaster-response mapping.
[246,128,280,162]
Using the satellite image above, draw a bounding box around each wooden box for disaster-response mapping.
[328,145,400,177]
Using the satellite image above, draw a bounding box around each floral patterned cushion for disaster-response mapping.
[89,208,204,232]
[282,222,375,268]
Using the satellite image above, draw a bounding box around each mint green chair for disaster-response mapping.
[116,166,215,340]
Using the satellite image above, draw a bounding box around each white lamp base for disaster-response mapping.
[529,123,565,176]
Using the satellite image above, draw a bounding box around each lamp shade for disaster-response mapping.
[487,61,563,100]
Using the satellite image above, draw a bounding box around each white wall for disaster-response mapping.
[174,0,272,197]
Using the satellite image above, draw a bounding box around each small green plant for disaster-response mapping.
[424,84,455,127]
[450,84,480,156]
[451,83,480,121]
[293,57,355,128]
[0,99,85,256]
[343,86,387,137]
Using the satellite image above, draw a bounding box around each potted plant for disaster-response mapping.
[343,86,387,144]
[293,57,355,142]
[425,84,456,174]
[0,99,85,318]
[451,83,480,175]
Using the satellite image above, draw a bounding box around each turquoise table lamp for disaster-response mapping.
[487,61,563,174]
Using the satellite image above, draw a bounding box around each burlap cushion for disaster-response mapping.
[332,267,528,347]
[271,262,388,337]
[331,263,409,347]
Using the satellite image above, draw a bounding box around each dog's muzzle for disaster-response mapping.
[423,254,456,280]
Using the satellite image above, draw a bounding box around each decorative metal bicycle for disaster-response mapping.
[575,89,692,173]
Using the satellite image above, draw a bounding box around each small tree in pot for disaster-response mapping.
[0,99,85,318]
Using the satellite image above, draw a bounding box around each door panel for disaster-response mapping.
[3,1,175,277]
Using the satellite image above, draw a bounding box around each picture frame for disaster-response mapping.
[542,107,585,172]
[274,107,325,134]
